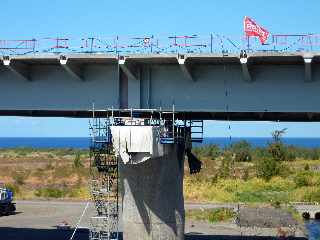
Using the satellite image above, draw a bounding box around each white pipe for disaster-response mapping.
[69,201,90,240]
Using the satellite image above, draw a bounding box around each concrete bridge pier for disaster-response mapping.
[112,126,185,240]
[119,147,185,240]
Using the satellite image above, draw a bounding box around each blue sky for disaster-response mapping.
[0,0,320,137]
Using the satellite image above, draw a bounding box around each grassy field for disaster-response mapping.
[0,136,320,206]
[185,139,320,204]
[186,208,236,223]
[0,148,90,200]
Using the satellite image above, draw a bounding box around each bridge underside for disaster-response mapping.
[1,110,320,122]
[1,52,320,121]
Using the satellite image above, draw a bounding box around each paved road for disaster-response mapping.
[0,201,237,230]
[0,200,307,240]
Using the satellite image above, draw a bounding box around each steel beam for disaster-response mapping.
[177,54,194,81]
[2,56,31,81]
[304,57,313,82]
[240,57,252,82]
[118,56,138,80]
[59,55,84,81]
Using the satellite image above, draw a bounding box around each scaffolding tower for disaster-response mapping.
[88,107,203,239]
[89,117,119,240]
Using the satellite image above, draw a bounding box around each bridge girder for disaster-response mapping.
[0,52,319,121]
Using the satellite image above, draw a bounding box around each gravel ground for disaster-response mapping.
[238,207,298,228]
[0,200,308,240]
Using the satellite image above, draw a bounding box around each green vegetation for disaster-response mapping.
[186,208,235,223]
[33,185,89,199]
[185,130,320,204]
[0,147,89,158]
[35,187,67,198]
[284,205,303,223]
[256,157,281,181]
[4,183,20,195]
[73,152,84,169]
[229,140,252,162]
[0,129,320,205]
[0,148,90,200]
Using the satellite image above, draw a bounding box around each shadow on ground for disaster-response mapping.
[0,228,307,240]
[185,235,307,240]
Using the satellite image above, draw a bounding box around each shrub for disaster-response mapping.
[73,152,84,169]
[208,208,235,223]
[216,178,243,193]
[35,187,66,198]
[310,148,320,160]
[218,151,233,178]
[267,177,295,191]
[229,140,252,162]
[252,147,270,160]
[12,171,29,185]
[183,179,234,202]
[285,146,297,161]
[304,164,310,171]
[235,188,290,203]
[186,208,235,223]
[268,129,287,162]
[243,168,250,181]
[294,171,313,187]
[4,183,20,195]
[14,147,35,157]
[193,144,221,160]
[293,187,320,203]
[68,186,90,199]
[268,142,287,162]
[256,157,281,181]
[271,200,281,208]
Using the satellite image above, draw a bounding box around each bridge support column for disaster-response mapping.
[112,126,185,240]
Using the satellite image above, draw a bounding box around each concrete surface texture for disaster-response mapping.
[119,142,185,240]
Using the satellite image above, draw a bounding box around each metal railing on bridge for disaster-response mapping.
[1,33,319,56]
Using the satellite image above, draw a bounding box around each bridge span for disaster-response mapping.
[0,52,320,121]
[1,51,320,240]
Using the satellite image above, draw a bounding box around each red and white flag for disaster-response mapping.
[244,16,269,44]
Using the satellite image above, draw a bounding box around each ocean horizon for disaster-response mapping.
[0,137,319,149]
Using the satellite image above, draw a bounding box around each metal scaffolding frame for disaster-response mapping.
[89,115,119,240]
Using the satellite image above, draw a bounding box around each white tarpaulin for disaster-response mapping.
[111,126,164,164]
